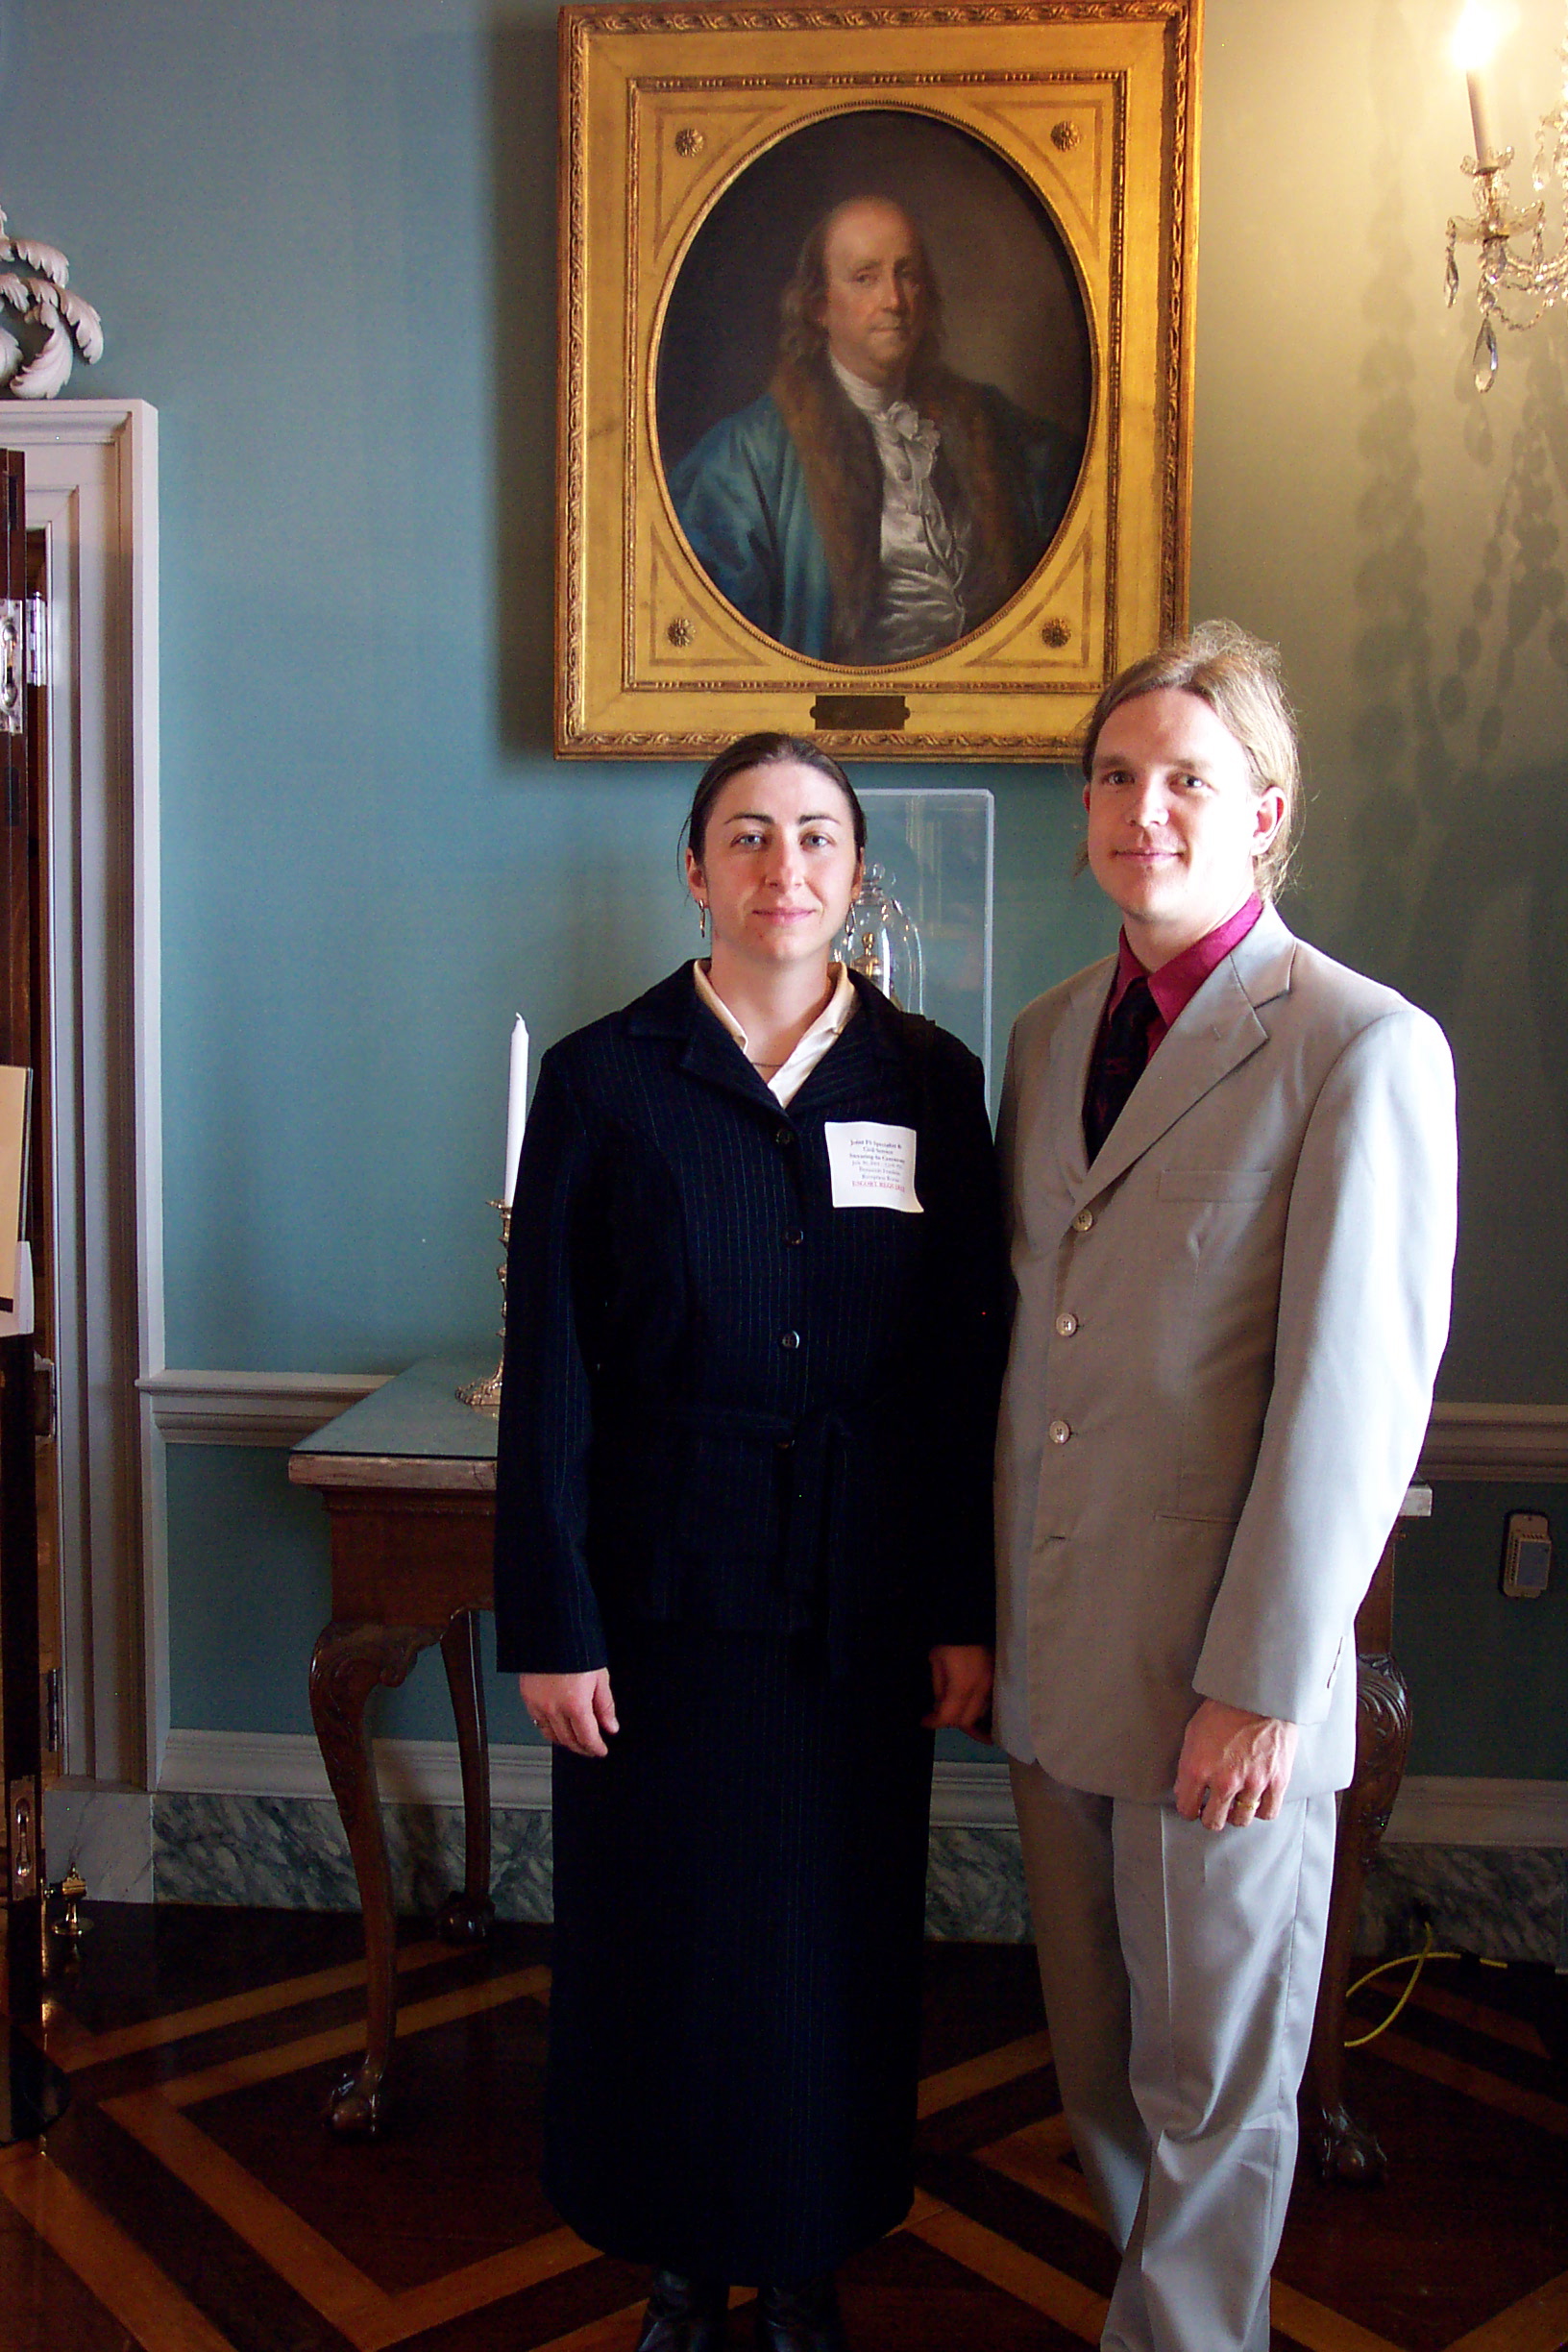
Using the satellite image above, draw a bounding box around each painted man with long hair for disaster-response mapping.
[668,196,1082,664]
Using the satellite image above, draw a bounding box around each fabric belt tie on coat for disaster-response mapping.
[776,1408,860,1676]
[661,1398,868,1675]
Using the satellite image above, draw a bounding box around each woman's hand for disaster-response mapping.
[520,1670,619,1759]
[923,1644,993,1738]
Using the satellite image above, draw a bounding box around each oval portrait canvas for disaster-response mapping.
[656,109,1093,670]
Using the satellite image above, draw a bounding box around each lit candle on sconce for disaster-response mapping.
[1453,1,1504,162]
[1443,0,1565,390]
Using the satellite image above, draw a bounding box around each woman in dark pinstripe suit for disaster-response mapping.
[494,736,1005,2352]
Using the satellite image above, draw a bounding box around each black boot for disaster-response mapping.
[753,2275,846,2352]
[634,2269,730,2352]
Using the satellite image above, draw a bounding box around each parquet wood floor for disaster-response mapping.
[1,1906,1564,2352]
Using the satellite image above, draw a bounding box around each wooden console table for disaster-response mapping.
[290,1356,501,2136]
[292,1358,1425,2168]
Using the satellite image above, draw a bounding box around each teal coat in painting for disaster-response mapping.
[666,373,1082,662]
[669,392,839,656]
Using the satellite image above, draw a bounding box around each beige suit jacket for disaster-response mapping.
[994,904,1458,1801]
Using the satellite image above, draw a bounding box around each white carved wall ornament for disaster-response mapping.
[0,209,104,399]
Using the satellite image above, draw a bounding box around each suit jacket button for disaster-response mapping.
[1055,1311,1079,1337]
[775,1125,795,1147]
[1047,1417,1071,1445]
[783,1228,804,1247]
[780,1330,800,1351]
[1072,1208,1094,1233]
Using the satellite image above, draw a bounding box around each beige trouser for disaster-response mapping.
[1011,1760,1336,2352]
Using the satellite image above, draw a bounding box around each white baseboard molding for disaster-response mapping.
[159,1731,1016,1827]
[158,1727,553,1809]
[1420,1403,1568,1482]
[155,1735,1568,1850]
[139,1370,390,1446]
[1384,1774,1568,1848]
[931,1760,1017,1826]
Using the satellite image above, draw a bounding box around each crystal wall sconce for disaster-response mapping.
[1446,3,1568,389]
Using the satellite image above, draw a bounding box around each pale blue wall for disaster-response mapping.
[3,0,1566,1768]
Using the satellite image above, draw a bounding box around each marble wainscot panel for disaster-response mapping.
[153,1794,1024,1939]
[926,1826,1031,1942]
[1358,1842,1567,1967]
[44,1783,155,1903]
[153,1795,554,1922]
[152,1791,1568,1962]
[154,1795,360,1911]
[154,1797,1016,1938]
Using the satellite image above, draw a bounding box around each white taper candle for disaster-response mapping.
[502,1015,529,1207]
[1467,66,1497,161]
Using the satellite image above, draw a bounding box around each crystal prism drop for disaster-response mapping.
[1445,247,1459,306]
[1474,316,1499,391]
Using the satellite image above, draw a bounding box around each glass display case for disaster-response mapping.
[841,789,994,1092]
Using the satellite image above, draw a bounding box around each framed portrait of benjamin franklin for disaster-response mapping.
[555,0,1201,760]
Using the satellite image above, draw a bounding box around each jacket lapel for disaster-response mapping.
[625,963,900,1123]
[1067,907,1297,1213]
[677,1006,781,1115]
[625,965,780,1117]
[790,972,902,1117]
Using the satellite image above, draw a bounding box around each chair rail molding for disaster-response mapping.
[144,1381,1568,1487]
[139,1369,390,1447]
[1418,1402,1568,1482]
[5,401,159,1791]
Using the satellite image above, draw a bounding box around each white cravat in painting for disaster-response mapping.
[831,353,974,662]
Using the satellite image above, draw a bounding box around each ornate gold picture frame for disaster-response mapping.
[556,1,1200,760]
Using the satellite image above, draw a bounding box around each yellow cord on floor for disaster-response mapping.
[1343,1924,1466,2047]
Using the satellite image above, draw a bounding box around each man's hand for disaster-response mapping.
[1174,1697,1298,1831]
[924,1644,993,1737]
[520,1670,619,1759]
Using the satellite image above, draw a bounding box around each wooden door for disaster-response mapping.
[0,447,42,2022]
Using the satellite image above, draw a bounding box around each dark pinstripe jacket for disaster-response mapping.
[493,965,1006,1675]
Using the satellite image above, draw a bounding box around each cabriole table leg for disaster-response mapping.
[436,1609,495,1945]
[1301,1646,1412,2183]
[308,1616,441,2137]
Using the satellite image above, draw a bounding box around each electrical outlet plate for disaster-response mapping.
[1502,1510,1552,1599]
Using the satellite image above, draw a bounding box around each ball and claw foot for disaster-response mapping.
[327,2069,388,2139]
[436,1891,495,1947]
[1306,2102,1388,2186]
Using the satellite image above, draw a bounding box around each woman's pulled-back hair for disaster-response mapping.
[1080,620,1302,899]
[685,733,867,863]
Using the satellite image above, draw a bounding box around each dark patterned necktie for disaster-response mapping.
[1083,975,1158,1164]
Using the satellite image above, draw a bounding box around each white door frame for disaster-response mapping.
[6,400,162,1789]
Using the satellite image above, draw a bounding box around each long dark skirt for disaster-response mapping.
[543,1621,935,2284]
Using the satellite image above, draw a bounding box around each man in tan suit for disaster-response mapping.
[995,623,1458,2352]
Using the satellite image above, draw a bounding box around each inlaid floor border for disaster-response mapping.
[12,1944,1568,2352]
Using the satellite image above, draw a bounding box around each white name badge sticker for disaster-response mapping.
[823,1121,922,1213]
